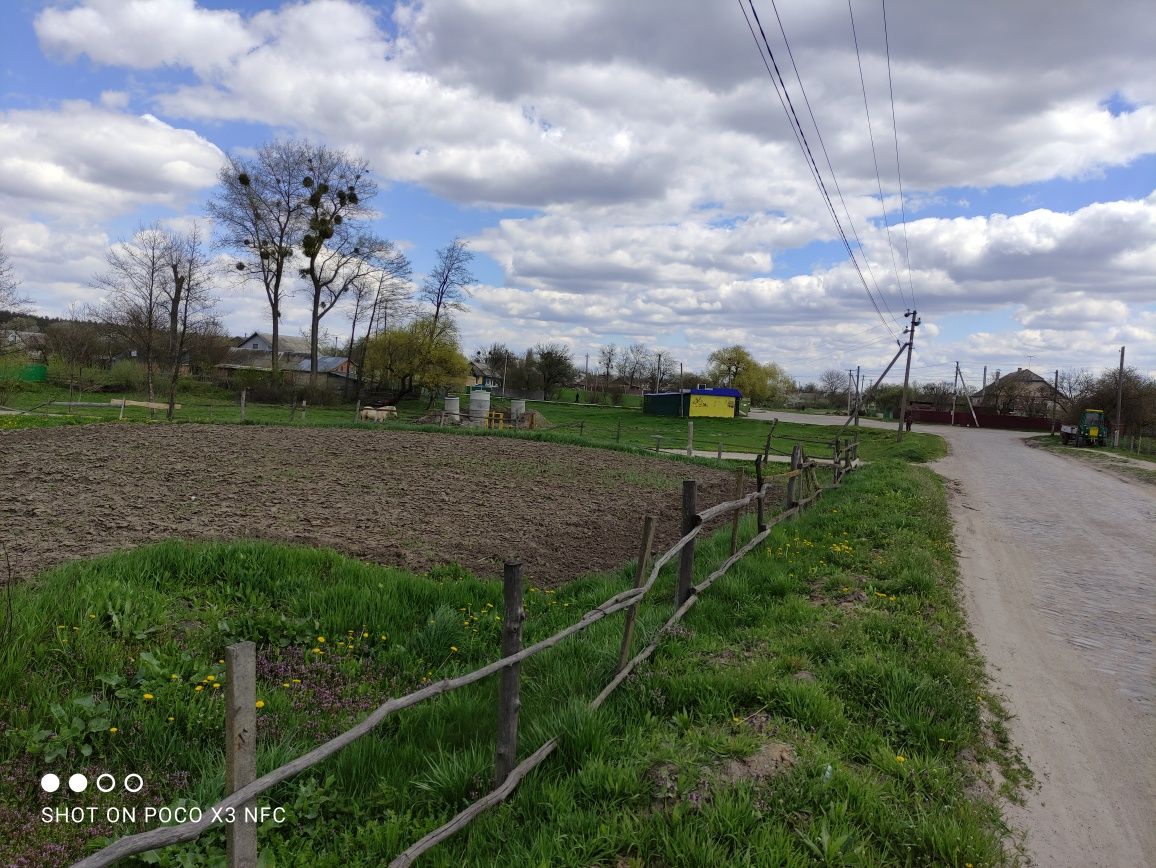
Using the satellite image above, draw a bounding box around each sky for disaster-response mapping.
[1,0,1153,388]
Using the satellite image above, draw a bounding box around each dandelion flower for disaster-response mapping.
[312,647,322,654]
[206,675,216,682]
[317,636,326,643]
[255,700,265,709]
[895,755,906,763]
[167,716,174,722]
[362,632,369,638]
[282,682,291,688]
[211,683,221,690]
[109,727,118,734]
[143,693,155,701]
[218,659,225,664]
[291,678,301,684]
[450,646,458,653]
[195,685,204,692]
[170,674,179,680]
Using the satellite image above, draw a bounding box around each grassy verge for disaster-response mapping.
[526,401,946,463]
[1,460,1018,865]
[1027,435,1156,484]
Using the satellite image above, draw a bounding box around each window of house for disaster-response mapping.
[252,343,258,349]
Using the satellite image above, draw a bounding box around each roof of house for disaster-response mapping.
[971,368,1058,400]
[237,331,313,355]
[294,356,353,374]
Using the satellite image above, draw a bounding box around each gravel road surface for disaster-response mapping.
[934,426,1155,866]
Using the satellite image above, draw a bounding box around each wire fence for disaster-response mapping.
[72,444,855,868]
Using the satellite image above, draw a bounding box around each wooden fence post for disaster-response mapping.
[686,421,694,456]
[729,469,744,556]
[579,421,585,438]
[495,562,524,787]
[717,436,724,460]
[239,389,246,423]
[652,435,662,453]
[832,437,841,484]
[754,455,766,532]
[225,641,257,868]
[616,421,621,444]
[675,480,697,605]
[786,445,802,511]
[618,517,657,672]
[118,399,126,421]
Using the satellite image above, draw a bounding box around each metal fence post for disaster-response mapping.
[495,562,524,786]
[676,480,697,605]
[225,641,257,868]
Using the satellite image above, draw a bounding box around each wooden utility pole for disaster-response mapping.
[847,369,853,415]
[854,366,861,428]
[1114,346,1125,447]
[896,309,919,441]
[1051,370,1059,436]
[950,362,959,426]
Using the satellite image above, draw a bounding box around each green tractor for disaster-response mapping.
[1059,408,1109,447]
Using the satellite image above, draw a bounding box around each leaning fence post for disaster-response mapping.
[118,398,126,421]
[495,562,524,787]
[225,641,257,868]
[618,517,657,672]
[786,445,802,512]
[729,469,745,556]
[676,480,697,605]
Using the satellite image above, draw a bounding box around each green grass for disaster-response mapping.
[1,460,1019,866]
[525,400,946,463]
[1027,434,1156,483]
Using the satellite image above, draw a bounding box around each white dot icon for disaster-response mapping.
[68,773,88,793]
[40,773,61,793]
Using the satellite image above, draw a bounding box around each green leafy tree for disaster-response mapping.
[707,345,792,406]
[363,316,468,403]
[533,342,575,398]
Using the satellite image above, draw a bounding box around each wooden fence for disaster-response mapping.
[73,443,852,868]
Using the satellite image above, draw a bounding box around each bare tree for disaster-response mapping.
[294,146,386,387]
[419,237,476,341]
[160,222,218,419]
[598,343,617,392]
[345,249,411,399]
[0,230,27,312]
[93,224,170,401]
[615,342,652,392]
[207,141,312,383]
[533,343,575,398]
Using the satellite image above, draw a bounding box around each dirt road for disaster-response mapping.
[933,427,1155,866]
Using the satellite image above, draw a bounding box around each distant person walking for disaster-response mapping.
[904,409,913,432]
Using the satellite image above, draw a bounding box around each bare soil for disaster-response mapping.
[933,426,1155,866]
[0,424,745,586]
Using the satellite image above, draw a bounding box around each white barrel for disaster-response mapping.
[444,395,460,421]
[510,399,526,421]
[469,390,491,425]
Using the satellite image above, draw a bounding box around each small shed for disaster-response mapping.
[643,388,741,418]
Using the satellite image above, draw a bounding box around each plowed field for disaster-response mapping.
[1,424,748,585]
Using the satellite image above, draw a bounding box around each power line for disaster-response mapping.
[847,0,908,317]
[737,0,898,342]
[762,0,901,332]
[881,0,917,308]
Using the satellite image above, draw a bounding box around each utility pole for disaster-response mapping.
[847,369,853,415]
[982,365,987,392]
[1050,369,1059,436]
[1114,346,1125,447]
[655,352,662,393]
[584,353,589,398]
[855,365,861,428]
[951,362,959,426]
[678,361,684,417]
[896,309,919,441]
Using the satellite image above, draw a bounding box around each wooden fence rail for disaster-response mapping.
[74,441,851,868]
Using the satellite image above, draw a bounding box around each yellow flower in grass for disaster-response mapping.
[291,678,301,684]
[312,647,323,654]
[450,646,458,653]
[282,682,291,688]
[317,636,326,643]
[143,693,155,701]
[206,675,216,682]
[167,716,175,722]
[109,727,118,734]
[255,700,265,709]
[195,685,204,692]
[895,755,906,763]
[211,683,221,689]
